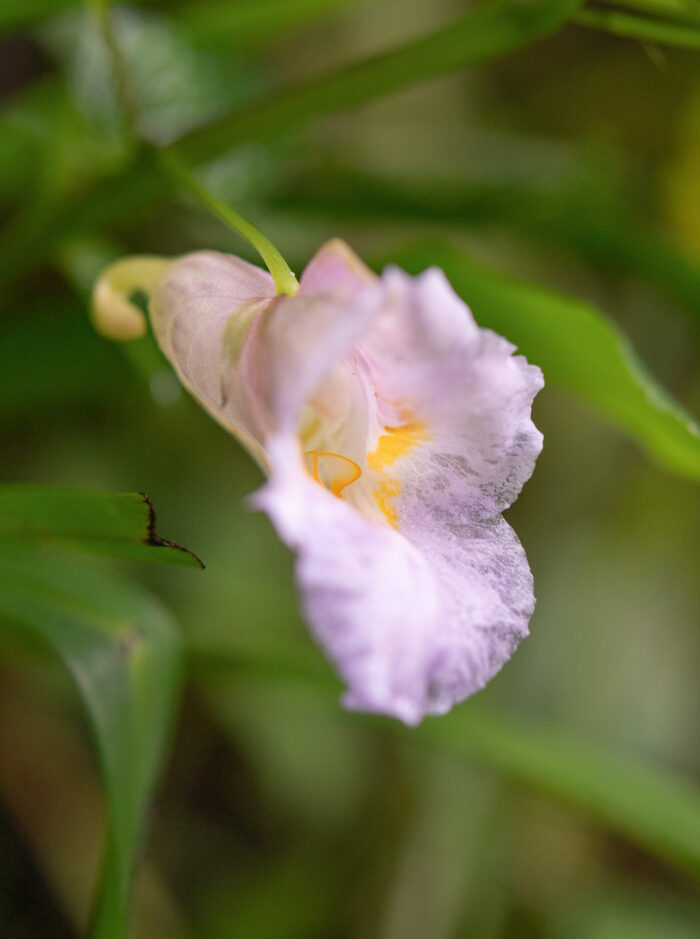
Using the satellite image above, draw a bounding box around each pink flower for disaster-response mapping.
[96,240,543,724]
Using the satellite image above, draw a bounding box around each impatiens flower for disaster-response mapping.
[93,240,543,725]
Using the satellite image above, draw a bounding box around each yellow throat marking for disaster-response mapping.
[366,421,428,528]
[305,450,362,497]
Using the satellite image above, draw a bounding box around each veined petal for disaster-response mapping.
[359,266,544,522]
[149,250,277,464]
[246,287,381,434]
[254,433,534,725]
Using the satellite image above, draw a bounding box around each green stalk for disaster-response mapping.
[91,0,298,296]
[157,149,298,295]
[89,0,137,139]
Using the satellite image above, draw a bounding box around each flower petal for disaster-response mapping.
[255,433,534,725]
[246,288,381,434]
[298,238,377,296]
[149,245,383,458]
[144,241,543,725]
[149,251,276,463]
[359,266,544,521]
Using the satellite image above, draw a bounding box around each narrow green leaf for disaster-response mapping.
[0,550,183,938]
[601,0,700,25]
[418,708,700,879]
[0,0,583,293]
[0,486,204,568]
[573,6,700,49]
[597,0,700,27]
[386,241,700,480]
[178,0,584,162]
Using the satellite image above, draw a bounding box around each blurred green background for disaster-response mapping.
[0,1,699,937]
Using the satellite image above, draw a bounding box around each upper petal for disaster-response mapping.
[148,244,384,461]
[358,266,544,521]
[246,285,382,435]
[149,250,277,463]
[298,238,377,296]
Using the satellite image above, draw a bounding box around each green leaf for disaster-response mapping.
[178,0,584,162]
[0,549,183,938]
[386,241,700,481]
[573,6,700,50]
[0,486,204,567]
[597,0,700,28]
[0,0,584,292]
[418,707,700,880]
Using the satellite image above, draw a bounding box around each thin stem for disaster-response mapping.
[157,148,299,296]
[87,0,297,295]
[573,6,700,47]
[89,0,137,138]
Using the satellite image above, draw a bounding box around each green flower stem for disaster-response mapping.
[88,0,298,295]
[156,149,299,296]
[88,0,137,139]
[573,5,700,47]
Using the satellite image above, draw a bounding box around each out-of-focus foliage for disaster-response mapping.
[666,86,700,258]
[0,1,698,937]
[0,549,182,939]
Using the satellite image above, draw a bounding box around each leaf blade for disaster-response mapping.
[178,0,584,162]
[0,486,204,568]
[573,7,700,50]
[0,549,184,938]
